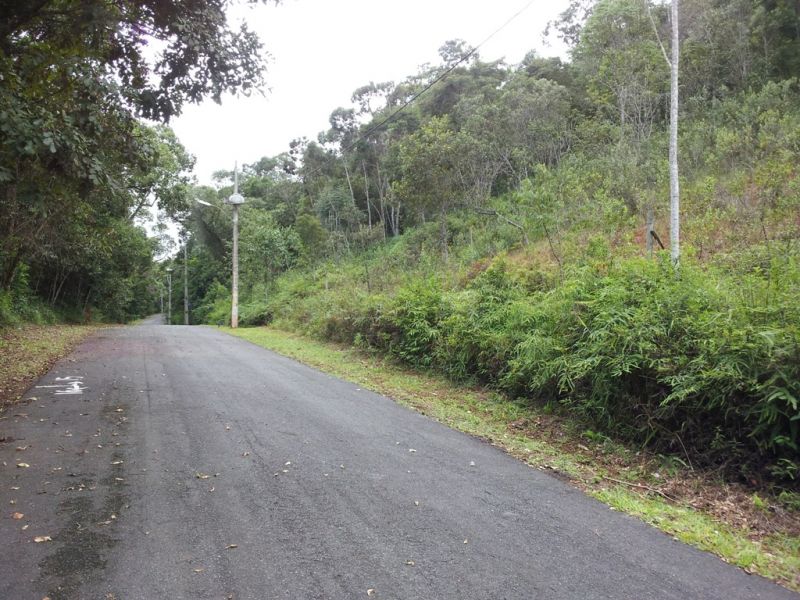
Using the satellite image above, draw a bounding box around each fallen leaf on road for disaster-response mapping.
[414,501,419,506]
[469,461,476,467]
[209,486,215,492]
[463,539,468,544]
[22,525,29,530]
[16,446,28,451]
[193,568,204,573]
[17,463,30,468]
[225,425,231,431]
[409,449,416,453]
[226,544,238,550]
[285,461,291,466]
[367,590,375,596]
[33,536,52,543]
[110,461,123,465]
[405,560,415,566]
[195,473,210,480]
[12,512,24,520]
[10,486,19,490]
[242,452,250,457]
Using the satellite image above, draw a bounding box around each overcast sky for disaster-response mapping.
[170,0,571,185]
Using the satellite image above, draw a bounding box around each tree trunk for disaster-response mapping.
[0,247,22,290]
[439,205,449,262]
[362,161,372,230]
[669,0,680,266]
[376,164,387,240]
[343,160,357,210]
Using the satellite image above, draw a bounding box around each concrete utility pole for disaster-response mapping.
[225,163,245,329]
[183,243,189,325]
[166,267,174,324]
[669,0,680,266]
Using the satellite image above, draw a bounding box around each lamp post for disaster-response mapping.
[165,267,173,324]
[224,163,245,329]
[183,242,189,325]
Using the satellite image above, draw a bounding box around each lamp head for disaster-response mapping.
[225,161,245,205]
[225,193,245,205]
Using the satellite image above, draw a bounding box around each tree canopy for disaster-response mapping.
[0,0,277,322]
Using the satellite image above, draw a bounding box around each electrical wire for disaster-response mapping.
[303,0,536,177]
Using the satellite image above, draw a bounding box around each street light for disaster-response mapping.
[182,238,189,325]
[165,267,174,324]
[224,163,245,329]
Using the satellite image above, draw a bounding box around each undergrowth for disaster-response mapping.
[235,239,800,487]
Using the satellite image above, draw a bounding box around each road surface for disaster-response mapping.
[0,320,796,599]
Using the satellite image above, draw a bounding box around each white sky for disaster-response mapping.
[170,0,570,185]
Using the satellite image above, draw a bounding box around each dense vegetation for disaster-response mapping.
[0,0,274,324]
[2,0,798,486]
[173,0,800,485]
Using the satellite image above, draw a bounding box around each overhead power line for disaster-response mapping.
[303,0,536,176]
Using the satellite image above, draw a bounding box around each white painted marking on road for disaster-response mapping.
[36,376,86,395]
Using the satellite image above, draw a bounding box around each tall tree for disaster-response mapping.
[0,0,278,319]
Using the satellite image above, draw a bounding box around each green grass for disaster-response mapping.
[593,488,800,587]
[223,325,800,592]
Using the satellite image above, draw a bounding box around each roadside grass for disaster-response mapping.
[0,324,100,411]
[224,325,800,592]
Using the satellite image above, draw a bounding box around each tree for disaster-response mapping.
[0,0,279,320]
[572,0,669,143]
[462,74,573,186]
[0,0,276,122]
[239,212,301,289]
[393,117,472,260]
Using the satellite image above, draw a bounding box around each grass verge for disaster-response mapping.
[224,325,800,591]
[0,324,100,411]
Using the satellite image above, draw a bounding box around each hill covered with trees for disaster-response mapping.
[174,0,800,486]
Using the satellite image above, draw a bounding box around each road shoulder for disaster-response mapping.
[0,324,101,412]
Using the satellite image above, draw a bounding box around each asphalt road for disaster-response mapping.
[0,320,796,600]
